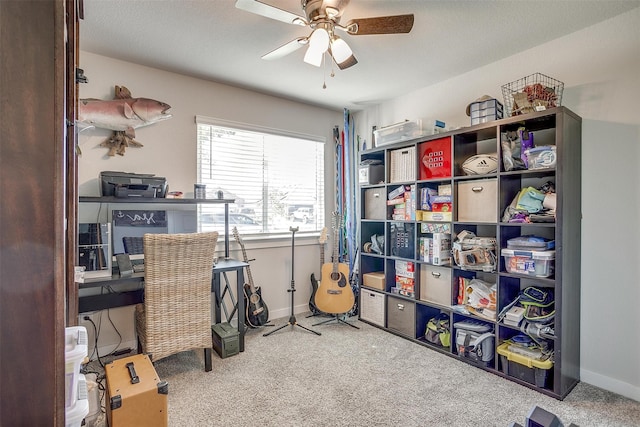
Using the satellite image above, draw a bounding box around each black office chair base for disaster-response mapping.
[312,314,360,329]
[263,314,321,337]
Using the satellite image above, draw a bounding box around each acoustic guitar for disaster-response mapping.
[314,213,355,314]
[232,227,269,328]
[308,227,328,315]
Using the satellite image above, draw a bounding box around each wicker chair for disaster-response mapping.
[135,232,219,371]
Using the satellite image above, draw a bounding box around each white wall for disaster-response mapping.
[354,8,640,401]
[77,52,343,353]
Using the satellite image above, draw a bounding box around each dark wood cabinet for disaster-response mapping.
[1,0,78,424]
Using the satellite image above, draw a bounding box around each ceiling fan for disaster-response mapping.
[235,0,414,70]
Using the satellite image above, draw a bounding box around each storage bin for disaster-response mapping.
[360,289,385,327]
[66,386,89,427]
[374,120,425,146]
[456,179,497,223]
[525,145,557,170]
[502,249,555,278]
[359,163,385,185]
[387,296,415,337]
[364,188,387,220]
[419,137,452,179]
[497,342,553,388]
[363,271,386,291]
[470,99,503,125]
[389,146,416,183]
[419,265,451,306]
[65,326,88,410]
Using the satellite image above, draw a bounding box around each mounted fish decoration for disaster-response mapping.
[78,85,172,156]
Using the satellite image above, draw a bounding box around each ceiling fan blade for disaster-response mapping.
[346,14,414,35]
[262,37,308,60]
[235,0,308,26]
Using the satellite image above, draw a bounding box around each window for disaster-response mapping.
[196,116,325,236]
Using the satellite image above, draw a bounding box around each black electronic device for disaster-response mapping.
[116,253,134,277]
[100,171,168,198]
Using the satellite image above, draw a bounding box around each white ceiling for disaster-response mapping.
[79,0,639,111]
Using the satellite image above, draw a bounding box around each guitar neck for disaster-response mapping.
[234,231,256,292]
[332,226,340,274]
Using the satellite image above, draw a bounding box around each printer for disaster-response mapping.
[100,171,168,198]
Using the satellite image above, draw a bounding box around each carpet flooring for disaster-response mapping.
[141,315,640,427]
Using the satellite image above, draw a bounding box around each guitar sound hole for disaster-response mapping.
[330,272,347,288]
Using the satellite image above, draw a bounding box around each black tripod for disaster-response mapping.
[263,226,321,337]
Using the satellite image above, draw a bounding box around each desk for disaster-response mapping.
[78,259,249,352]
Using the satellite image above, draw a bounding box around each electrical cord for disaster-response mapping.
[83,315,104,368]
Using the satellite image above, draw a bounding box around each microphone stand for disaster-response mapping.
[263,226,321,337]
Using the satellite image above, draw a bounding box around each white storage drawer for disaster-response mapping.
[419,265,452,306]
[456,178,497,223]
[360,289,386,327]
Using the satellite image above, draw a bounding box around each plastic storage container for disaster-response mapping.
[66,374,89,427]
[470,99,504,125]
[497,342,553,388]
[506,236,555,251]
[502,249,555,277]
[65,326,88,409]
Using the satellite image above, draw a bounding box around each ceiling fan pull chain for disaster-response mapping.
[322,52,327,89]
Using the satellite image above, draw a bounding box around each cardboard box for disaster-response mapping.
[363,272,386,291]
[421,211,452,222]
[432,233,451,266]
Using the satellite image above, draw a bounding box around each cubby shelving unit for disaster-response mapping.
[358,107,581,399]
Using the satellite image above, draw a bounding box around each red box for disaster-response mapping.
[431,202,452,212]
[419,137,452,179]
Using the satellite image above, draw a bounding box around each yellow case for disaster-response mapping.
[105,354,168,427]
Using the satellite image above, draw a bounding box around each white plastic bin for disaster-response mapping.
[66,374,89,427]
[502,249,555,277]
[65,326,88,409]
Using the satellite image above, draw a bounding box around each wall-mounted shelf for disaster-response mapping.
[79,196,236,258]
[79,196,235,204]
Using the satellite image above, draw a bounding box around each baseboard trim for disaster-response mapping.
[267,303,311,322]
[581,368,640,402]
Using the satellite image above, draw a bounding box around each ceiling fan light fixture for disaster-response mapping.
[307,28,330,53]
[292,17,307,26]
[330,36,353,64]
[303,45,324,67]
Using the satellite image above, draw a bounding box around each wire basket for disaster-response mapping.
[501,73,564,117]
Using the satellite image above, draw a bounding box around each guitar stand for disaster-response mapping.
[264,227,321,337]
[312,313,360,329]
